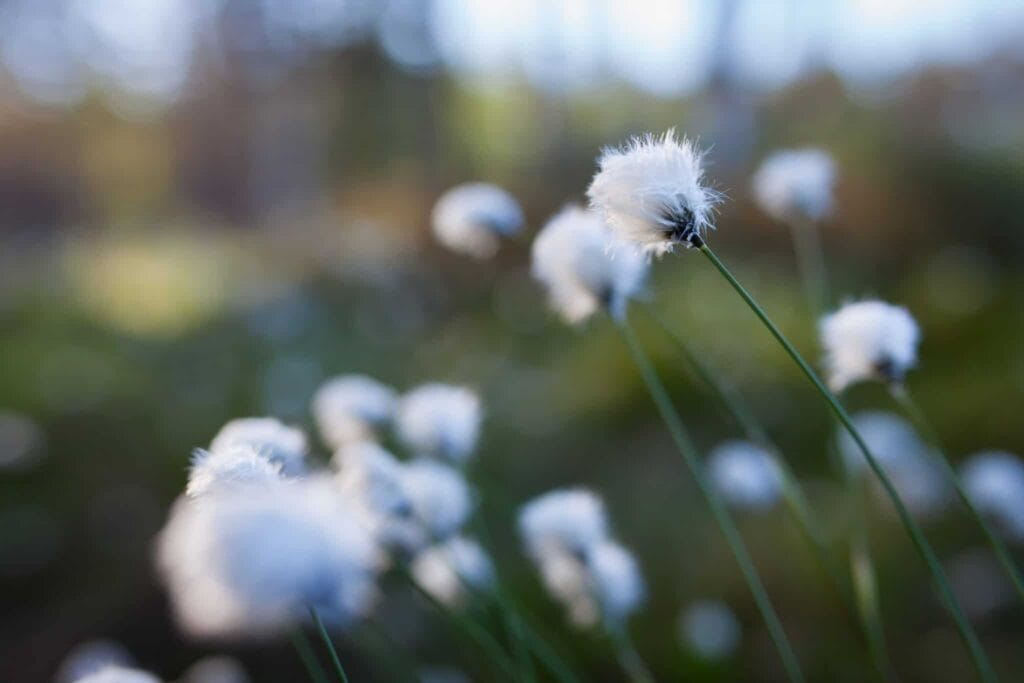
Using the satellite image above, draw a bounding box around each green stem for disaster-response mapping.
[307,605,351,683]
[291,627,330,683]
[616,316,804,683]
[788,217,830,318]
[891,385,1024,603]
[697,242,996,683]
[608,624,655,683]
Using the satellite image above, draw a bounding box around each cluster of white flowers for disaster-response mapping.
[519,488,643,628]
[819,300,921,392]
[707,441,782,511]
[752,148,836,223]
[431,182,524,258]
[838,412,950,518]
[961,451,1024,541]
[531,205,648,323]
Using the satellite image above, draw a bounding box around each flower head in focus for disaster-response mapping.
[209,418,307,475]
[531,205,648,323]
[961,451,1024,541]
[396,384,482,464]
[187,446,284,499]
[312,375,397,450]
[431,183,524,258]
[752,148,836,223]
[587,130,719,256]
[411,536,494,607]
[819,300,920,392]
[72,666,161,683]
[707,441,781,511]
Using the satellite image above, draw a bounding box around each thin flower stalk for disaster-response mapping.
[696,240,997,683]
[616,315,805,683]
[307,605,351,683]
[788,216,830,318]
[291,628,330,683]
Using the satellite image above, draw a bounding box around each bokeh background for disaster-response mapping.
[2,0,1024,681]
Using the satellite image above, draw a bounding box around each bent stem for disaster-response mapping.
[291,627,330,683]
[616,316,805,683]
[891,384,1024,603]
[608,623,654,683]
[697,241,996,683]
[307,605,350,683]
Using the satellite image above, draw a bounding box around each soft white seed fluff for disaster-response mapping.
[155,476,380,639]
[181,656,249,683]
[72,667,161,683]
[431,182,524,258]
[518,488,608,559]
[752,148,836,223]
[961,451,1024,541]
[537,549,598,627]
[187,446,284,499]
[209,418,307,475]
[838,412,950,517]
[819,300,921,391]
[57,640,134,683]
[707,441,782,510]
[312,375,397,450]
[586,540,644,625]
[403,459,474,541]
[395,384,483,464]
[678,600,741,660]
[587,130,718,257]
[531,205,648,323]
[411,536,495,607]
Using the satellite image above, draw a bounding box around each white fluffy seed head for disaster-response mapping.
[752,148,836,223]
[961,451,1024,541]
[57,640,134,683]
[679,600,741,661]
[209,418,307,476]
[395,384,483,464]
[431,182,524,258]
[706,441,781,511]
[181,656,249,683]
[586,540,644,625]
[187,446,284,499]
[518,488,608,559]
[72,666,161,683]
[312,375,397,450]
[403,458,474,541]
[587,130,718,257]
[531,205,649,323]
[155,477,380,640]
[819,300,920,392]
[410,536,495,607]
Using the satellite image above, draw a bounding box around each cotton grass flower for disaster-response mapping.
[186,446,284,499]
[586,540,644,625]
[57,640,134,683]
[679,600,741,661]
[752,148,836,223]
[312,374,397,450]
[531,205,648,323]
[209,417,307,475]
[72,667,161,683]
[519,488,608,559]
[411,536,494,607]
[961,451,1024,541]
[181,656,249,683]
[431,182,524,258]
[707,440,782,511]
[396,384,482,464]
[819,300,920,392]
[403,458,474,540]
[587,130,718,256]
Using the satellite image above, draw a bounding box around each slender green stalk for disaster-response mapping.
[291,627,330,683]
[788,217,830,317]
[616,316,804,683]
[891,384,1024,603]
[697,241,996,683]
[608,624,654,683]
[307,605,350,683]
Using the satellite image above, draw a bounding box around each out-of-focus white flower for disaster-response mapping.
[411,536,494,607]
[155,476,380,639]
[586,540,644,625]
[431,183,524,258]
[819,300,920,392]
[312,375,397,450]
[838,412,950,517]
[752,148,836,223]
[531,205,648,323]
[403,459,473,541]
[678,600,741,661]
[587,130,718,257]
[57,640,134,683]
[519,488,608,559]
[187,447,284,499]
[396,384,483,464]
[707,441,782,511]
[961,451,1024,541]
[73,667,161,683]
[537,549,597,627]
[181,656,250,683]
[209,418,307,475]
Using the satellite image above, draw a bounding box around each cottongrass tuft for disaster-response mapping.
[411,535,495,607]
[819,300,920,392]
[72,666,161,683]
[961,451,1024,541]
[587,130,719,257]
[678,600,742,661]
[312,374,397,450]
[531,205,648,323]
[707,440,782,511]
[187,446,284,499]
[396,384,483,464]
[585,540,645,626]
[519,488,608,558]
[209,417,308,475]
[57,640,134,683]
[752,148,836,223]
[181,656,250,683]
[431,182,524,259]
[403,458,475,541]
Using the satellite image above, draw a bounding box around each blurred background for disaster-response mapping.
[2,0,1023,681]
